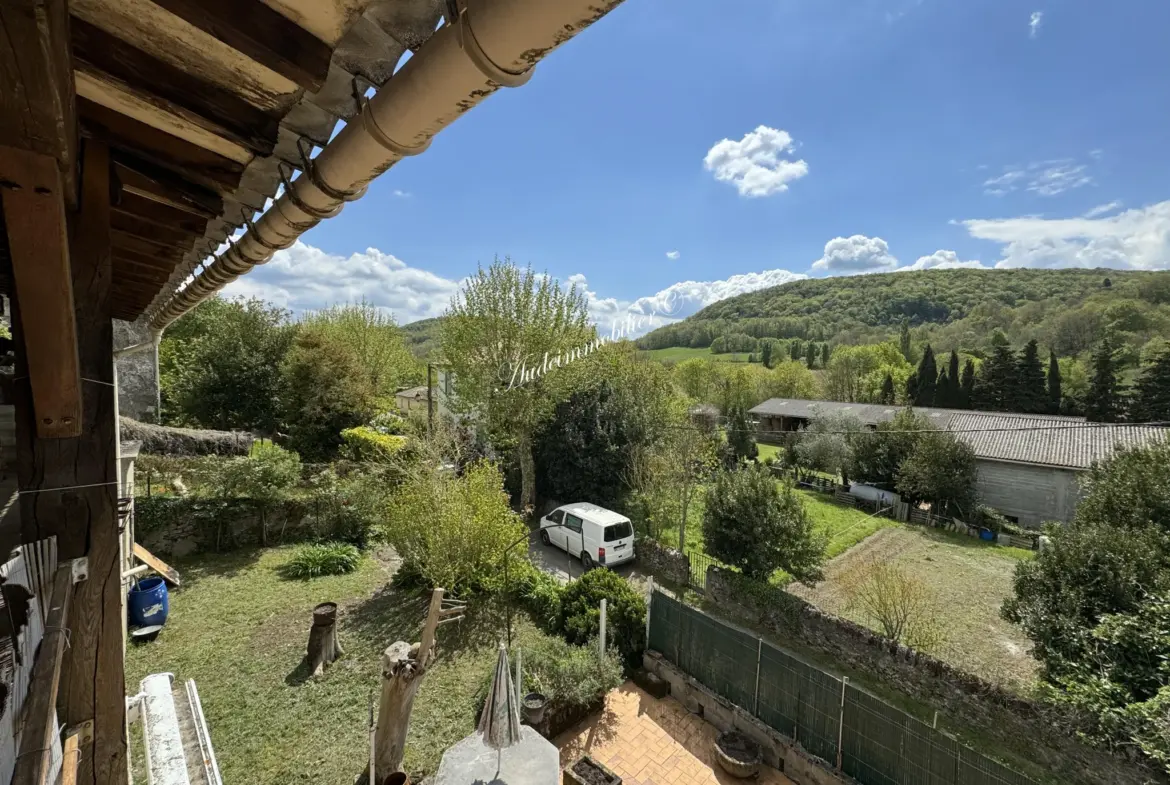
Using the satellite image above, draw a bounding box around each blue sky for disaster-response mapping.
[224,0,1170,331]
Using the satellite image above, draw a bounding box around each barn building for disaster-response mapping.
[748,398,1169,526]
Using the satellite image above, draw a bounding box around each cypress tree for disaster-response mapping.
[935,369,951,407]
[914,345,937,406]
[761,341,773,369]
[790,340,801,361]
[976,343,1018,412]
[960,359,976,409]
[1047,350,1062,414]
[906,373,919,405]
[947,351,960,406]
[880,373,896,404]
[899,318,912,362]
[1085,337,1124,422]
[821,343,831,367]
[805,342,817,369]
[1132,350,1170,422]
[1016,340,1048,413]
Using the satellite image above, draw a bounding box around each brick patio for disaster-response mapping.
[556,682,794,785]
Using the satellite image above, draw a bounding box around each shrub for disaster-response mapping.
[339,426,409,462]
[304,466,394,547]
[896,429,978,519]
[558,569,645,666]
[385,460,527,594]
[839,557,946,653]
[283,542,362,578]
[369,411,410,435]
[514,567,564,631]
[702,467,826,584]
[522,635,623,710]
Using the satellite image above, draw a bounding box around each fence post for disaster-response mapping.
[515,648,523,705]
[836,677,848,770]
[753,638,762,716]
[645,579,654,649]
[599,598,607,657]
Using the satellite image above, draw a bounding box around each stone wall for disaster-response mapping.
[114,319,159,423]
[636,539,690,585]
[643,651,853,785]
[704,566,1161,785]
[134,497,321,558]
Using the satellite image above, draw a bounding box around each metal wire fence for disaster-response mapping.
[649,591,1034,785]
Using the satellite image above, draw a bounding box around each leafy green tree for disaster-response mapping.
[281,328,375,460]
[879,373,896,404]
[557,568,646,665]
[796,410,862,484]
[913,345,937,406]
[790,339,802,361]
[899,318,912,361]
[760,340,773,369]
[672,358,722,402]
[1002,442,1170,766]
[905,373,919,405]
[975,341,1017,412]
[1016,339,1048,414]
[821,343,831,367]
[1132,349,1170,423]
[850,408,929,488]
[960,359,976,409]
[1086,337,1125,422]
[824,342,908,403]
[725,403,758,463]
[804,342,815,368]
[945,351,960,406]
[934,368,950,407]
[300,300,422,405]
[896,430,978,518]
[1047,350,1062,414]
[160,296,294,433]
[441,259,591,510]
[702,467,826,583]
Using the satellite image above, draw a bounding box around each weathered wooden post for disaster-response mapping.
[372,588,465,778]
[306,602,343,677]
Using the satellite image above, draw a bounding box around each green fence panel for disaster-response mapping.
[655,591,758,711]
[755,643,800,737]
[956,746,1034,785]
[648,591,680,657]
[842,685,904,785]
[798,665,843,765]
[900,715,958,785]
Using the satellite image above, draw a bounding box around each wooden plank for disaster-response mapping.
[146,0,333,92]
[114,191,209,236]
[79,98,246,194]
[71,19,280,157]
[11,137,128,785]
[113,158,222,219]
[0,0,78,206]
[112,211,203,245]
[61,729,82,785]
[132,542,181,587]
[111,229,187,258]
[0,144,81,438]
[111,245,182,273]
[11,564,73,785]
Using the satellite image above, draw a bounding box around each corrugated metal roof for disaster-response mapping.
[748,398,1168,470]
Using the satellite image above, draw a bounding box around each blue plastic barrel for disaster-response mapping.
[979,528,996,541]
[128,577,169,627]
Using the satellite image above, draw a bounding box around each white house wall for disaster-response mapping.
[975,459,1081,526]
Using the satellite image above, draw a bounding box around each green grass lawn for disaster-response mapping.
[125,546,545,784]
[638,347,757,364]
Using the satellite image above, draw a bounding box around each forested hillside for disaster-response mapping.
[401,317,444,359]
[638,268,1170,361]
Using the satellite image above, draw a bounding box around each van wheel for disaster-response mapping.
[581,551,594,571]
[539,529,550,546]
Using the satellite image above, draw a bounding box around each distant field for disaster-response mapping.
[638,347,756,364]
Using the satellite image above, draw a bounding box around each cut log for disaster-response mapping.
[306,602,343,678]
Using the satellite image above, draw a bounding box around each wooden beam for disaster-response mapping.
[12,137,128,785]
[0,144,81,438]
[114,191,209,236]
[12,564,73,785]
[0,0,78,206]
[79,98,245,194]
[112,229,187,258]
[113,253,174,278]
[112,211,203,246]
[112,245,182,273]
[113,158,221,219]
[146,0,332,92]
[71,19,280,158]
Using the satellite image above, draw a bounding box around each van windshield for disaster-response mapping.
[603,522,632,542]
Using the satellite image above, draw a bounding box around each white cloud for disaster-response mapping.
[962,201,1170,270]
[665,250,680,260]
[221,241,461,323]
[392,189,410,197]
[899,249,987,271]
[984,159,1093,197]
[571,268,808,338]
[811,235,899,273]
[1029,10,1043,37]
[703,125,809,198]
[1083,201,1123,219]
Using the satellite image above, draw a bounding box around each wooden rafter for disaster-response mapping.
[0,0,78,206]
[146,0,334,92]
[71,19,281,157]
[113,157,222,218]
[114,190,210,235]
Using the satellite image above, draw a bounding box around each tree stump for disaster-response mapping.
[307,602,343,677]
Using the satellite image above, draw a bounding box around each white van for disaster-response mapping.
[538,502,635,569]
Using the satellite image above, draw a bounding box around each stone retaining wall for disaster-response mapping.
[636,538,690,585]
